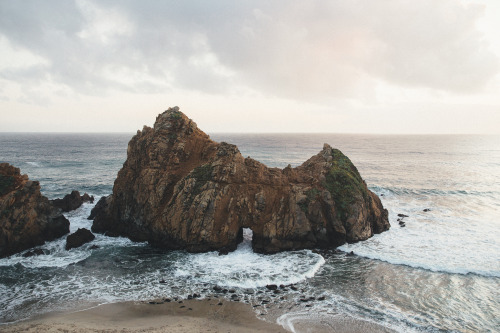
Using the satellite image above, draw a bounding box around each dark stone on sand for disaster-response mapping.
[213,286,222,292]
[65,228,95,250]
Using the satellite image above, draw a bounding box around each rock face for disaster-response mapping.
[65,228,95,250]
[0,163,70,258]
[51,190,94,212]
[91,107,389,253]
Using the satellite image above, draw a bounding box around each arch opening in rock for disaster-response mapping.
[236,227,254,251]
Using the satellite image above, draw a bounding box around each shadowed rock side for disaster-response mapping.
[0,163,70,258]
[91,107,389,254]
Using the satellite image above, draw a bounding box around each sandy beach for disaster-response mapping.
[0,299,287,333]
[0,298,397,333]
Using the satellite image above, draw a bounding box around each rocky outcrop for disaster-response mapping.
[0,163,70,258]
[65,228,95,250]
[91,107,389,253]
[51,190,94,212]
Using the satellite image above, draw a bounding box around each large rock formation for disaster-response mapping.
[0,163,70,258]
[91,107,389,253]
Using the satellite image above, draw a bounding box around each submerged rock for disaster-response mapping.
[22,248,46,257]
[0,163,70,258]
[51,190,94,212]
[91,107,389,253]
[65,228,95,250]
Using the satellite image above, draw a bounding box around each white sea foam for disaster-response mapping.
[339,198,500,277]
[173,229,325,288]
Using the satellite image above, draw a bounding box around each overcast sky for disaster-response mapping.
[1,0,499,134]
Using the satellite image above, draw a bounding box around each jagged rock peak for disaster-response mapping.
[91,108,390,254]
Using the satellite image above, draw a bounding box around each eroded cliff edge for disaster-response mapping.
[91,107,389,253]
[0,163,70,258]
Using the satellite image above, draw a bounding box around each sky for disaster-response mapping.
[0,0,499,134]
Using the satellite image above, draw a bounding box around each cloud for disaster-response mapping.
[0,0,497,104]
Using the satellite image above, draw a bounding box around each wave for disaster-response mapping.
[173,230,326,289]
[369,185,500,198]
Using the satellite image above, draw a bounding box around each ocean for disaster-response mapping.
[0,133,499,332]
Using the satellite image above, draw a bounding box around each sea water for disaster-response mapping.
[0,133,498,332]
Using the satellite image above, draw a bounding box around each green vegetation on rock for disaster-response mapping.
[298,188,320,213]
[189,164,214,196]
[323,149,367,221]
[170,110,182,119]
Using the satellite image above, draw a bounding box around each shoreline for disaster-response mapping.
[0,299,287,333]
[0,298,396,333]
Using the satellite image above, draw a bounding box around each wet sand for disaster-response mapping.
[0,298,395,333]
[0,299,286,333]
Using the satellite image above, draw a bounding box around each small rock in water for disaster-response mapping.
[423,208,431,212]
[317,296,326,301]
[23,248,45,257]
[65,228,95,250]
[266,284,278,290]
[397,213,409,218]
[88,245,99,250]
[398,221,405,226]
